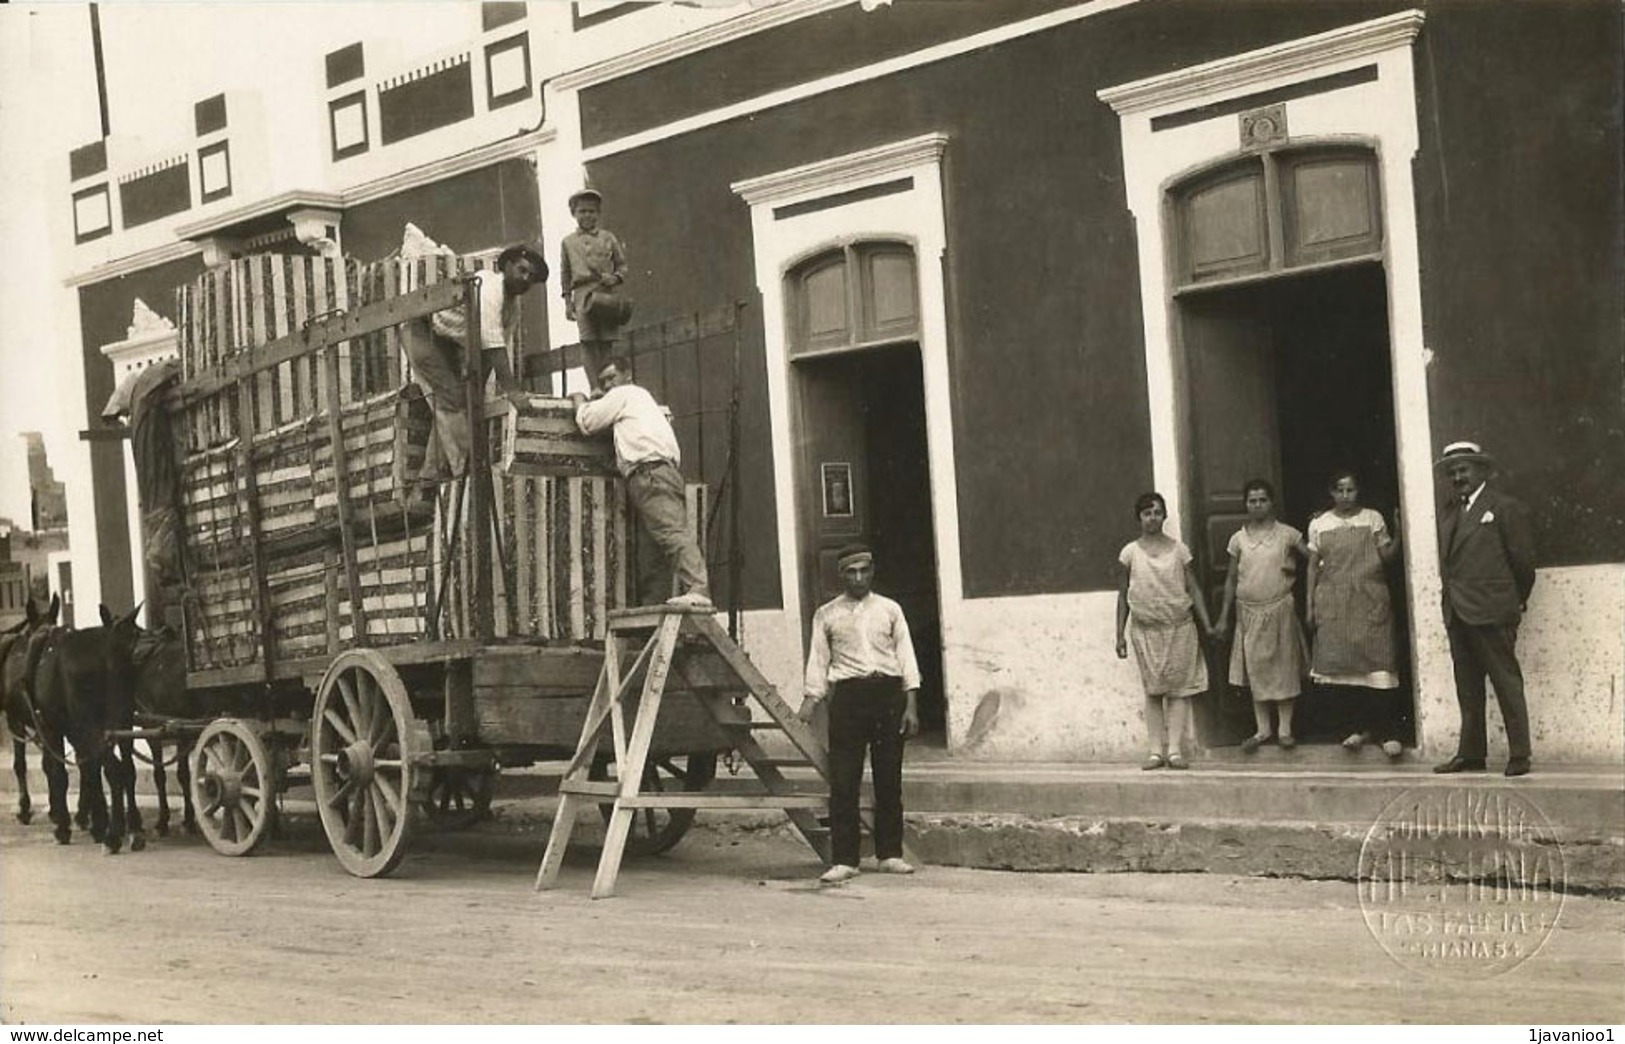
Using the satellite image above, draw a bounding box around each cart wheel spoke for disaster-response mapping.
[589,752,716,857]
[323,707,358,747]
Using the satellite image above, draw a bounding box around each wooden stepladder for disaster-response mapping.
[535,605,842,898]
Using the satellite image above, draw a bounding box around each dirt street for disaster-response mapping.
[1,800,1621,1025]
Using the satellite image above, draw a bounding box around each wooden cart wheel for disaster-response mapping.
[589,752,717,857]
[312,650,429,878]
[189,719,276,857]
[424,764,496,831]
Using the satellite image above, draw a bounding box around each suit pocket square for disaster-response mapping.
[1480,511,1495,523]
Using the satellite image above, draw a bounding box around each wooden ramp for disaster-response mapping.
[534,605,849,898]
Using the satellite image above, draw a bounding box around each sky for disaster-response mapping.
[0,4,98,528]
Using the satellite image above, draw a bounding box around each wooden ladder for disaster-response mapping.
[534,605,848,898]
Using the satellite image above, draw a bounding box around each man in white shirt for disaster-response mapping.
[798,545,921,883]
[402,244,546,480]
[570,357,711,608]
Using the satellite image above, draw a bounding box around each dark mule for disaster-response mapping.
[1,595,60,824]
[24,603,144,853]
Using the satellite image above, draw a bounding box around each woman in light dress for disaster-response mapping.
[1116,492,1215,770]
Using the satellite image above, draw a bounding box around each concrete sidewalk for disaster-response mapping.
[4,746,1620,892]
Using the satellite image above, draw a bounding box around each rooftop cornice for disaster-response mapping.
[731,133,948,207]
[552,0,851,92]
[174,189,345,241]
[1098,9,1425,116]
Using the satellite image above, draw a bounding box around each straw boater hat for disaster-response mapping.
[567,188,603,211]
[1434,440,1496,470]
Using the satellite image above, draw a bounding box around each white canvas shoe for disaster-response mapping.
[819,864,860,883]
[877,857,915,875]
[665,591,715,610]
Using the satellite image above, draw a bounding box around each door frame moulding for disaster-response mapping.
[1099,10,1454,752]
[731,133,961,673]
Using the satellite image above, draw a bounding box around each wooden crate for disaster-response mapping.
[494,396,617,478]
[338,529,434,647]
[179,443,243,570]
[312,388,434,530]
[267,548,336,662]
[249,421,319,543]
[182,564,259,672]
[174,254,355,449]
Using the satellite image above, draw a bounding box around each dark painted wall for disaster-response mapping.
[580,0,1077,147]
[342,159,549,354]
[1412,0,1625,564]
[585,0,1421,599]
[77,255,205,615]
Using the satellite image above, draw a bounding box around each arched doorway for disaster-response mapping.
[785,240,945,737]
[1171,144,1414,749]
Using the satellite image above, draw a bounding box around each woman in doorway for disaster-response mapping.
[1306,469,1404,758]
[1116,492,1215,770]
[1215,479,1310,752]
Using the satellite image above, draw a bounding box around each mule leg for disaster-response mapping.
[121,738,145,852]
[176,740,197,834]
[12,737,32,825]
[150,737,170,837]
[42,740,71,844]
[75,770,93,832]
[97,752,127,856]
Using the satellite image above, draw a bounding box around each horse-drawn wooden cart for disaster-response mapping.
[137,253,757,878]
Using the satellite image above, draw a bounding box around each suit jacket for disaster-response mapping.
[1438,485,1537,626]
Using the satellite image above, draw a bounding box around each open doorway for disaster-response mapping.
[1181,262,1413,749]
[791,343,945,739]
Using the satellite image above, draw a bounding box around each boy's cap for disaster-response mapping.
[568,188,603,210]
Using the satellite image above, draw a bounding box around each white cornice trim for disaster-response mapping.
[65,128,556,287]
[64,241,203,290]
[552,0,850,92]
[100,328,178,368]
[175,189,345,240]
[1098,9,1425,116]
[340,126,555,206]
[731,133,948,206]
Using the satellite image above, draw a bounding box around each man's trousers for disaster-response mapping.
[1446,617,1531,760]
[827,676,906,867]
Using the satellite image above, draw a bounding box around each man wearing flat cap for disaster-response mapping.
[406,243,547,480]
[1433,440,1537,777]
[799,545,921,883]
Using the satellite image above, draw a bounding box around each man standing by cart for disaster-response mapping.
[570,357,712,609]
[798,545,920,883]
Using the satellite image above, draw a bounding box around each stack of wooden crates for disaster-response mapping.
[172,251,686,675]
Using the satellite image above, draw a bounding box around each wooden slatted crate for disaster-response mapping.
[338,529,434,647]
[267,548,336,662]
[494,396,617,478]
[179,443,243,570]
[182,564,259,671]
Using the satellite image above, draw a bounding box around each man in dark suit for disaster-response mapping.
[1432,441,1537,777]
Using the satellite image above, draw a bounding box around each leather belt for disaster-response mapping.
[625,457,672,478]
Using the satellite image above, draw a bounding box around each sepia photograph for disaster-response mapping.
[0,0,1620,1033]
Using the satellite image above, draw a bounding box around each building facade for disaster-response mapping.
[53,1,1623,763]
